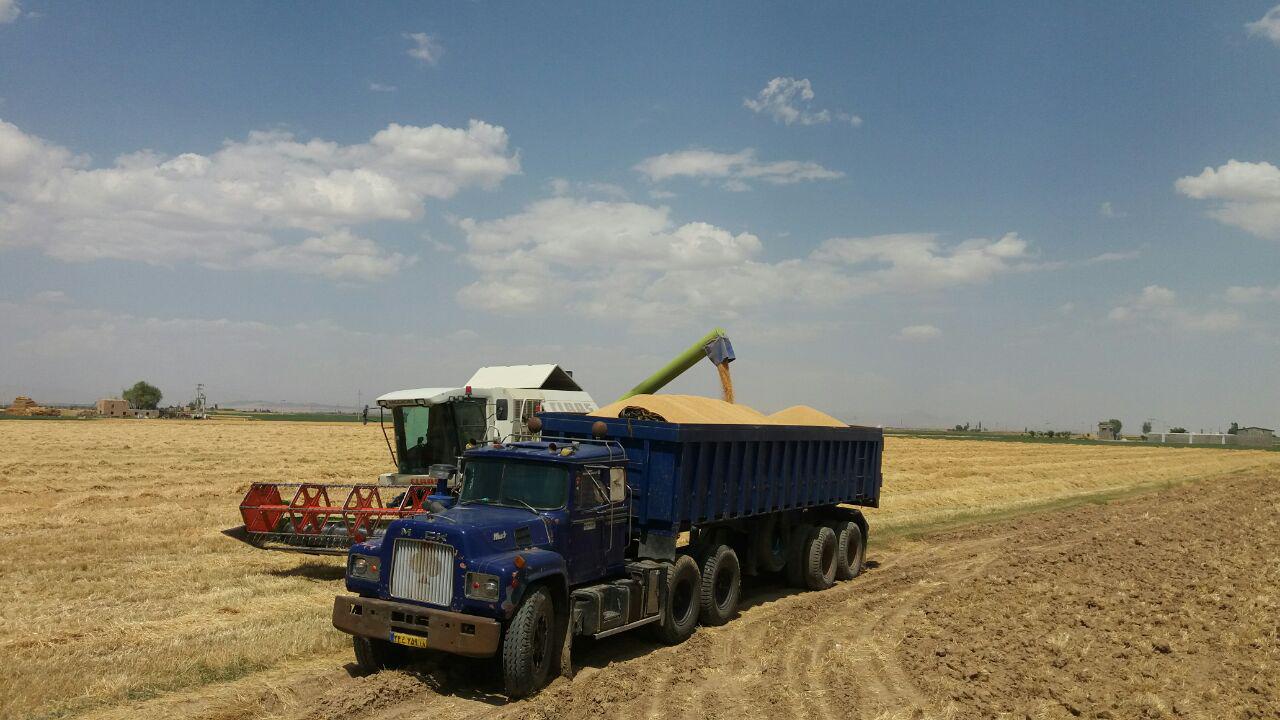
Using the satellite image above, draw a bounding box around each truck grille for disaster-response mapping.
[389,539,455,607]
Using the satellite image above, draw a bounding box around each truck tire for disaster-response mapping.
[352,636,405,673]
[803,525,838,591]
[784,523,814,587]
[831,521,865,581]
[502,586,556,698]
[753,514,790,573]
[649,554,701,645]
[698,544,741,626]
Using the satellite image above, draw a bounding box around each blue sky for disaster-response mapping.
[2,1,1279,432]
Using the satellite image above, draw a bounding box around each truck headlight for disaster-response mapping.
[465,571,500,601]
[349,554,380,582]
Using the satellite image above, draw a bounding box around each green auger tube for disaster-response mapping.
[617,328,736,401]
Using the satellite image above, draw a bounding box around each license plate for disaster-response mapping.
[389,631,429,649]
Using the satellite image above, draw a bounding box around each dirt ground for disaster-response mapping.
[72,465,1279,720]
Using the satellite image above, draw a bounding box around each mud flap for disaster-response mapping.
[558,619,574,679]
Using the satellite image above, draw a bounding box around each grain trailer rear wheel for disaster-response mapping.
[800,525,838,591]
[785,523,814,587]
[650,554,701,644]
[830,521,865,581]
[752,514,791,573]
[698,544,741,626]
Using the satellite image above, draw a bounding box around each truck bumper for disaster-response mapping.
[332,596,502,658]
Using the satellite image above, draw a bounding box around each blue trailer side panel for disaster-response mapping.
[540,414,883,539]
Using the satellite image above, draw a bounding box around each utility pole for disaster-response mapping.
[193,384,208,419]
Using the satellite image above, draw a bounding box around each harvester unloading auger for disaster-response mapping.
[227,329,735,555]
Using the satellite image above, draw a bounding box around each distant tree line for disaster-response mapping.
[1024,429,1075,439]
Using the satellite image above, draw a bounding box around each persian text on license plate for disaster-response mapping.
[389,632,429,649]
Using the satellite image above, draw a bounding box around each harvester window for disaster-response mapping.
[395,406,435,473]
[453,400,487,447]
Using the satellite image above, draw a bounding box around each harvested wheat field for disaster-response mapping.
[1,419,1277,720]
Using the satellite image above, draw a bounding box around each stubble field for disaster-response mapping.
[1,419,1276,720]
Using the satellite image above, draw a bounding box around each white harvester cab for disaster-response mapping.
[373,364,597,487]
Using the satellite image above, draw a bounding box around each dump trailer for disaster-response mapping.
[332,411,882,697]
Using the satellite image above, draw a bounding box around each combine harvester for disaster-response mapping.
[231,330,736,554]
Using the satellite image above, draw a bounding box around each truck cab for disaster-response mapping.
[333,439,666,697]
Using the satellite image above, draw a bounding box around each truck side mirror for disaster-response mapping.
[495,399,508,421]
[609,467,626,503]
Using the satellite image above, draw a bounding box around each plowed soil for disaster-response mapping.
[82,466,1280,720]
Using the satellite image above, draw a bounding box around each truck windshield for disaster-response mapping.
[459,460,567,510]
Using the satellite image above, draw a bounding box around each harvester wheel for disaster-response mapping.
[698,544,741,626]
[502,586,556,698]
[649,554,701,645]
[352,636,405,673]
[831,521,865,581]
[802,525,838,591]
[753,514,790,574]
[784,523,814,587]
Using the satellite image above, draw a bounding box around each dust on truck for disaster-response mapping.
[333,408,883,697]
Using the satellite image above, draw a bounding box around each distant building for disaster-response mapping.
[96,398,158,418]
[1096,422,1119,441]
[96,398,128,417]
[1147,432,1233,446]
[1236,427,1275,448]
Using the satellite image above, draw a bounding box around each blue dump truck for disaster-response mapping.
[332,411,883,697]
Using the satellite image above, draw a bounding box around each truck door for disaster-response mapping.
[568,469,608,584]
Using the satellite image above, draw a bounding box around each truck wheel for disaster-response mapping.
[753,514,790,573]
[698,544,741,626]
[649,554,701,645]
[784,523,814,587]
[502,586,556,698]
[352,636,405,673]
[803,525,838,591]
[831,521,865,581]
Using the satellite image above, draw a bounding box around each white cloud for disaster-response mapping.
[547,177,629,200]
[1108,285,1241,333]
[897,324,941,341]
[1137,284,1176,307]
[1099,201,1126,218]
[1085,249,1141,264]
[369,82,397,92]
[242,229,412,281]
[1246,5,1280,44]
[456,197,1035,324]
[1175,160,1280,239]
[0,0,19,23]
[31,290,69,304]
[0,118,519,280]
[405,32,443,65]
[743,77,860,127]
[634,148,843,191]
[1225,285,1280,304]
[810,232,1033,292]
